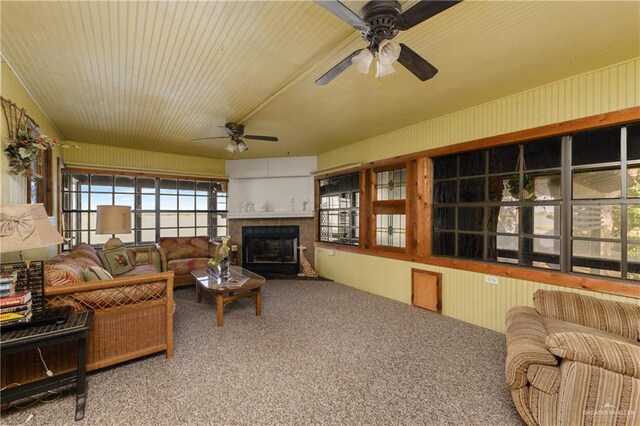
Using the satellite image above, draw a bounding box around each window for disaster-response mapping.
[62,171,227,249]
[374,168,407,248]
[432,123,640,282]
[318,173,359,245]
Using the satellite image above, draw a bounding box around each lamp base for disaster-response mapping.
[103,237,125,250]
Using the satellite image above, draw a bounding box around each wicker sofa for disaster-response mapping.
[1,243,174,388]
[505,289,640,426]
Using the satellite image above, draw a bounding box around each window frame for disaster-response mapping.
[61,168,228,249]
[314,107,640,298]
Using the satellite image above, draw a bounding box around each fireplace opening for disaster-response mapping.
[242,226,299,274]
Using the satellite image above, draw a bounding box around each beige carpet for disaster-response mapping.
[1,280,522,425]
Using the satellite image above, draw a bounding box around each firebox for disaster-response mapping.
[242,226,299,274]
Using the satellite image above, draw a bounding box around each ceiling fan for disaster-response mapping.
[315,0,461,85]
[192,122,278,153]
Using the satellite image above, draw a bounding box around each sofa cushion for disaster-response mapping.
[534,289,640,341]
[120,264,160,277]
[63,256,101,271]
[73,243,103,266]
[84,266,114,281]
[159,236,209,260]
[45,262,85,286]
[542,317,637,346]
[167,258,209,275]
[546,332,640,379]
[98,247,134,276]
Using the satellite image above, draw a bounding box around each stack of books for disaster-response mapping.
[0,271,17,297]
[0,271,33,326]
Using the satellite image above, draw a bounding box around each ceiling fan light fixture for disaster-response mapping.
[378,39,401,64]
[237,140,248,152]
[352,48,374,74]
[376,61,396,78]
[225,141,237,153]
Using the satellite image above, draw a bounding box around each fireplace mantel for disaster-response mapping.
[228,211,314,220]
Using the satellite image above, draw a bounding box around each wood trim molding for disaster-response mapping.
[315,242,639,298]
[64,166,229,182]
[420,256,639,299]
[372,200,405,215]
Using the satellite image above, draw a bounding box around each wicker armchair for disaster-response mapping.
[1,248,174,388]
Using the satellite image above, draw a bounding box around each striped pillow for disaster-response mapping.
[83,266,113,282]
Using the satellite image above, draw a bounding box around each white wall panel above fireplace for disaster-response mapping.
[227,156,316,219]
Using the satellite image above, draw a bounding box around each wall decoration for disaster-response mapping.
[1,97,76,215]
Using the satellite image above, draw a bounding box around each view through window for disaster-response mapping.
[62,172,227,249]
[432,123,639,281]
[318,173,359,246]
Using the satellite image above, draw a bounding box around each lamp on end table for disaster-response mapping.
[96,205,132,250]
[0,203,65,320]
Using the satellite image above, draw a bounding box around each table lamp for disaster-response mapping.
[0,203,64,256]
[96,205,131,250]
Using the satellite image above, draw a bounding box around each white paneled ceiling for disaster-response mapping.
[2,1,638,159]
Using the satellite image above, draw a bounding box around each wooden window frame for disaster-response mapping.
[315,106,640,298]
[370,162,409,253]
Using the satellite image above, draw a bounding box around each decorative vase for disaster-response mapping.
[216,257,231,278]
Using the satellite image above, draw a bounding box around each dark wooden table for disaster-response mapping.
[191,266,265,327]
[0,311,93,421]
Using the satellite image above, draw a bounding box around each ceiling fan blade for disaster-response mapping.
[191,136,229,142]
[396,0,462,30]
[397,44,438,81]
[315,0,367,29]
[315,49,364,86]
[244,135,279,142]
[218,125,236,136]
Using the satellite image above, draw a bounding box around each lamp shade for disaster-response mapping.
[0,203,64,253]
[96,205,132,235]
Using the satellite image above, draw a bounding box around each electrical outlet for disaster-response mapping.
[327,250,335,256]
[231,245,238,252]
[484,275,499,285]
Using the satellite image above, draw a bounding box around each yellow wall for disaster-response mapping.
[316,57,640,333]
[62,142,226,178]
[1,62,63,261]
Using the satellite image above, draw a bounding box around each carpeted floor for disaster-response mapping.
[1,280,522,425]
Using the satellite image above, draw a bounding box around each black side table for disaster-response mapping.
[0,311,93,421]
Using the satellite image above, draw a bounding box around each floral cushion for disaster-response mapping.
[167,258,209,275]
[45,262,85,286]
[159,236,210,260]
[98,247,134,276]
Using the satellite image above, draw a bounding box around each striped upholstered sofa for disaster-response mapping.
[505,290,640,426]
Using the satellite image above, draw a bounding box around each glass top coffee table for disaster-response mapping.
[191,266,266,327]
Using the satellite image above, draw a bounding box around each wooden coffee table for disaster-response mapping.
[191,266,265,327]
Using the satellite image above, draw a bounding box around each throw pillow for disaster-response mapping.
[98,247,134,276]
[83,266,114,282]
[45,263,85,286]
